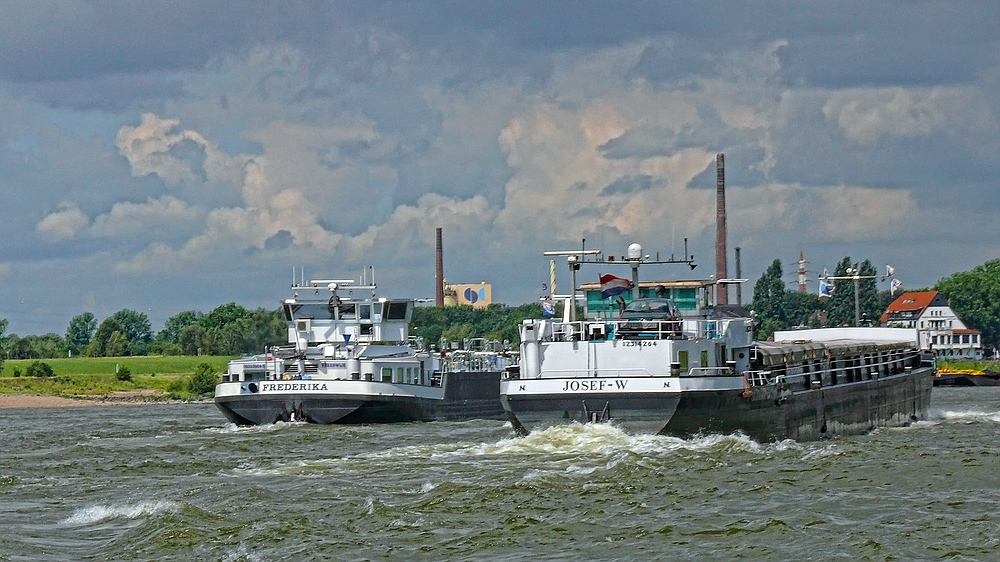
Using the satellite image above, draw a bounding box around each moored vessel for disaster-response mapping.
[214,271,514,425]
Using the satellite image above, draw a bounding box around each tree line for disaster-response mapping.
[0,300,544,371]
[750,256,1000,351]
[3,257,1000,371]
[0,303,286,364]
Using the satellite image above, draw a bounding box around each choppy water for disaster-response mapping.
[1,388,999,561]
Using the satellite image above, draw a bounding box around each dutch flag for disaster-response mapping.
[600,274,634,299]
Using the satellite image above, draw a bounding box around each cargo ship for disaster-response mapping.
[501,278,934,442]
[214,272,514,425]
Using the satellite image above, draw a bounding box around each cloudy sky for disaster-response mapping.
[1,1,998,335]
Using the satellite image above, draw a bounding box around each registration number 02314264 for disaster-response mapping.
[621,340,656,347]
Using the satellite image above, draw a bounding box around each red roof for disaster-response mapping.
[880,291,938,323]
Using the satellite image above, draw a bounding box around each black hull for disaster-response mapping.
[502,394,680,435]
[215,371,504,425]
[504,367,935,442]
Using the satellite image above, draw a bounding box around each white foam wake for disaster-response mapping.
[61,499,180,525]
[933,408,1000,423]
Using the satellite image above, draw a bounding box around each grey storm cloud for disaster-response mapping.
[1,1,999,335]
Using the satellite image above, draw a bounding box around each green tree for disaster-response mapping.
[856,260,883,326]
[19,334,68,358]
[749,259,786,338]
[179,324,207,356]
[201,303,249,331]
[782,291,824,328]
[824,258,886,326]
[111,309,153,355]
[88,318,123,357]
[441,323,477,347]
[188,363,218,396]
[409,303,543,350]
[935,259,1000,349]
[825,257,856,326]
[104,331,132,357]
[157,310,203,344]
[4,335,34,359]
[65,312,97,355]
[0,317,7,372]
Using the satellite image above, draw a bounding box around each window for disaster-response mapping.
[701,350,709,370]
[338,304,357,319]
[385,301,409,320]
[678,351,689,375]
[381,367,392,382]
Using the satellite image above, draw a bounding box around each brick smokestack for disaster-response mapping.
[435,227,445,307]
[716,153,729,305]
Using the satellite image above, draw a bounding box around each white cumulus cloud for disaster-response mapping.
[36,202,90,242]
[89,196,204,237]
[823,87,983,145]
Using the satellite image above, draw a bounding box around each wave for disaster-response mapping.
[61,499,180,525]
[930,408,1000,424]
[462,423,796,458]
[226,423,813,478]
[204,421,303,434]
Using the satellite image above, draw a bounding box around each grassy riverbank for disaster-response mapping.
[0,356,235,400]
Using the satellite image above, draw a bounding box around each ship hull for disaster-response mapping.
[502,366,934,442]
[215,371,504,425]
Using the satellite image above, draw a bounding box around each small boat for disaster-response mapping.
[214,272,514,425]
[501,294,935,442]
[933,369,1000,386]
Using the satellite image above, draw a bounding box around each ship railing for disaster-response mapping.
[744,371,772,387]
[533,368,653,378]
[439,351,517,373]
[688,366,737,377]
[541,318,743,342]
[615,319,685,340]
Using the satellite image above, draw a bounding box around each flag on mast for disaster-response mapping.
[890,278,902,295]
[819,279,833,298]
[600,274,634,299]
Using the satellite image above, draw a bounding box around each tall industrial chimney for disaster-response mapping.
[716,153,729,305]
[435,227,444,307]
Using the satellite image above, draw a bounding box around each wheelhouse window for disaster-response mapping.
[285,303,335,321]
[385,301,409,320]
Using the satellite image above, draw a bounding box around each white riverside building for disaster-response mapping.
[880,291,983,360]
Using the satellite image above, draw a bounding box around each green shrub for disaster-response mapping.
[167,378,186,393]
[12,368,21,378]
[116,365,132,382]
[25,361,54,377]
[187,363,218,396]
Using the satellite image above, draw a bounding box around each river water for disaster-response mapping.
[1,387,998,561]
